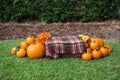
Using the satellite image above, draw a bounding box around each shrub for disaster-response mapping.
[0,0,120,22]
[80,0,120,22]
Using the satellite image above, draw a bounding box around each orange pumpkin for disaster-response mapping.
[105,44,112,52]
[27,43,44,59]
[100,47,109,56]
[11,46,18,55]
[37,32,51,40]
[45,32,51,38]
[89,38,99,49]
[36,32,51,45]
[92,48,102,59]
[95,37,104,48]
[16,48,26,58]
[20,41,28,50]
[35,38,45,45]
[26,36,35,44]
[82,52,92,60]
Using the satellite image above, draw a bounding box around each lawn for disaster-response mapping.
[0,39,120,80]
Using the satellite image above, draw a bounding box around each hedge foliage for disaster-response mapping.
[0,0,120,22]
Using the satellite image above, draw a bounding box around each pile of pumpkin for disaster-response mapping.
[11,32,51,59]
[79,34,112,60]
[11,33,112,60]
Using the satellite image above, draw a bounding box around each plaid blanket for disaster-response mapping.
[45,36,87,58]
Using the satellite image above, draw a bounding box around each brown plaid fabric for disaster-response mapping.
[45,36,87,58]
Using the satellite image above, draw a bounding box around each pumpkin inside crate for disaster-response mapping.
[45,36,87,58]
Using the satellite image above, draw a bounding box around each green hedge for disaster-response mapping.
[0,0,120,22]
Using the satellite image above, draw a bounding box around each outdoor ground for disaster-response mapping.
[0,20,120,80]
[0,39,120,80]
[0,20,120,41]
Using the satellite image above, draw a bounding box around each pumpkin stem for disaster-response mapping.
[96,47,99,51]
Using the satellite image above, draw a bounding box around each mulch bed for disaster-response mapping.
[0,20,120,40]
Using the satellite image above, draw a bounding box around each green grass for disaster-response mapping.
[0,39,120,80]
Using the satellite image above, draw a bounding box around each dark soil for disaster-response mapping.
[0,20,120,41]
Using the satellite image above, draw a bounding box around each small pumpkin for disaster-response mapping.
[105,44,112,52]
[36,32,51,45]
[100,46,109,57]
[20,41,28,50]
[11,46,18,55]
[80,35,89,42]
[95,37,104,48]
[26,36,35,44]
[35,38,45,45]
[16,48,26,58]
[27,43,44,59]
[82,50,92,60]
[37,32,51,41]
[92,48,102,59]
[81,35,89,47]
[89,38,99,49]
